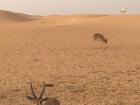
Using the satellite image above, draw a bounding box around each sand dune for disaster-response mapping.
[0,11,139,105]
[28,14,140,27]
[38,14,107,26]
[0,10,38,23]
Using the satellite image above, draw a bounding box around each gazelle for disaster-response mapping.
[93,33,108,44]
[27,81,60,105]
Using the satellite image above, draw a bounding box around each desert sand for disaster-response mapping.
[0,10,139,105]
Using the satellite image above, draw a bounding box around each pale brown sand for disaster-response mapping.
[0,10,139,105]
[0,10,39,24]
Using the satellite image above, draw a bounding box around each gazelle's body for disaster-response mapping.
[93,33,108,44]
[120,8,127,15]
[44,98,60,105]
[27,82,60,105]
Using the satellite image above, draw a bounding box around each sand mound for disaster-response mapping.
[39,14,107,26]
[0,10,38,23]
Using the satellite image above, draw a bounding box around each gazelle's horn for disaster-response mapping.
[39,81,46,100]
[30,82,37,99]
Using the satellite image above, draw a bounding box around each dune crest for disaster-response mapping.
[0,10,38,23]
[39,14,107,26]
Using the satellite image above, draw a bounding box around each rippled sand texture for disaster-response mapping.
[0,10,139,105]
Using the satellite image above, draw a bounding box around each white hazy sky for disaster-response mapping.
[0,0,139,15]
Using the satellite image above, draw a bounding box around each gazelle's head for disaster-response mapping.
[103,37,108,44]
[27,82,48,105]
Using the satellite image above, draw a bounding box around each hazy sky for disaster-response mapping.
[0,0,139,15]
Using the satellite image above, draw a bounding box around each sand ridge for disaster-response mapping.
[0,10,39,24]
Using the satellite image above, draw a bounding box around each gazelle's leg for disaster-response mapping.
[92,37,96,48]
[97,38,101,47]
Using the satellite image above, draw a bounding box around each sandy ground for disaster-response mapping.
[0,10,139,105]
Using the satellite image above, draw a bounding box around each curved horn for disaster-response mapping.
[39,81,46,100]
[30,82,37,99]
